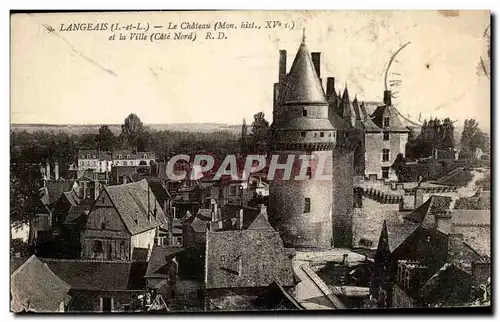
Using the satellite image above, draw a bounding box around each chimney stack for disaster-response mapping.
[54,161,59,180]
[414,187,424,209]
[279,50,287,84]
[239,208,244,230]
[383,90,392,107]
[326,77,336,98]
[435,210,452,234]
[46,160,51,181]
[311,52,321,79]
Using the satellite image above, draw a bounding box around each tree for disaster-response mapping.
[460,119,488,159]
[406,118,456,159]
[121,114,146,150]
[95,125,116,151]
[10,162,43,229]
[249,112,269,153]
[391,153,411,182]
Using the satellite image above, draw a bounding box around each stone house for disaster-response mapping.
[80,179,167,261]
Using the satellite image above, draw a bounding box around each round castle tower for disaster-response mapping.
[268,35,337,249]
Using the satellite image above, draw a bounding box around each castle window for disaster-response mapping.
[320,132,324,138]
[300,132,306,138]
[93,240,103,253]
[304,197,311,213]
[382,149,390,162]
[383,117,390,127]
[303,109,308,117]
[383,131,390,141]
[382,167,389,179]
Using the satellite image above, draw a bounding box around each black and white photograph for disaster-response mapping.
[9,10,491,313]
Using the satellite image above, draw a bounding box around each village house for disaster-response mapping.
[373,195,490,308]
[80,179,167,261]
[204,226,296,311]
[10,254,151,312]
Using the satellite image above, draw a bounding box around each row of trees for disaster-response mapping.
[393,118,489,182]
[406,118,489,160]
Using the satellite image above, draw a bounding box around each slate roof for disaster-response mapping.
[41,180,77,206]
[39,258,142,291]
[103,179,167,235]
[205,230,294,289]
[404,195,452,224]
[11,255,72,312]
[221,204,261,230]
[371,105,410,132]
[145,246,184,279]
[359,102,382,132]
[385,220,420,252]
[281,37,328,106]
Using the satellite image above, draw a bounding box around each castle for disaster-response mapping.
[267,34,411,249]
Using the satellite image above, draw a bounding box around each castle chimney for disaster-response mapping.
[414,187,424,209]
[46,160,51,181]
[239,208,244,230]
[54,161,59,180]
[342,254,349,266]
[311,52,321,79]
[326,77,336,98]
[383,90,392,107]
[435,211,452,234]
[279,50,287,83]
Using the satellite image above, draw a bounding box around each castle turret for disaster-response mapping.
[269,34,335,249]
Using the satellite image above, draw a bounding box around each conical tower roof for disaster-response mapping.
[281,37,328,106]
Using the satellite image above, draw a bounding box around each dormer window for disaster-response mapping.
[383,117,390,127]
[143,154,148,159]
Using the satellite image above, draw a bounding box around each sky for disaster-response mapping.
[10,10,490,129]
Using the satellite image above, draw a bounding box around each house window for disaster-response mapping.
[101,221,106,230]
[230,186,237,196]
[382,167,390,179]
[383,131,390,141]
[126,154,131,159]
[383,117,390,127]
[118,155,122,159]
[304,197,311,213]
[87,154,91,158]
[100,297,113,312]
[306,166,312,179]
[93,240,103,252]
[300,132,306,138]
[382,149,390,162]
[303,109,308,117]
[81,155,86,159]
[173,236,183,246]
[143,154,148,159]
[320,132,324,138]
